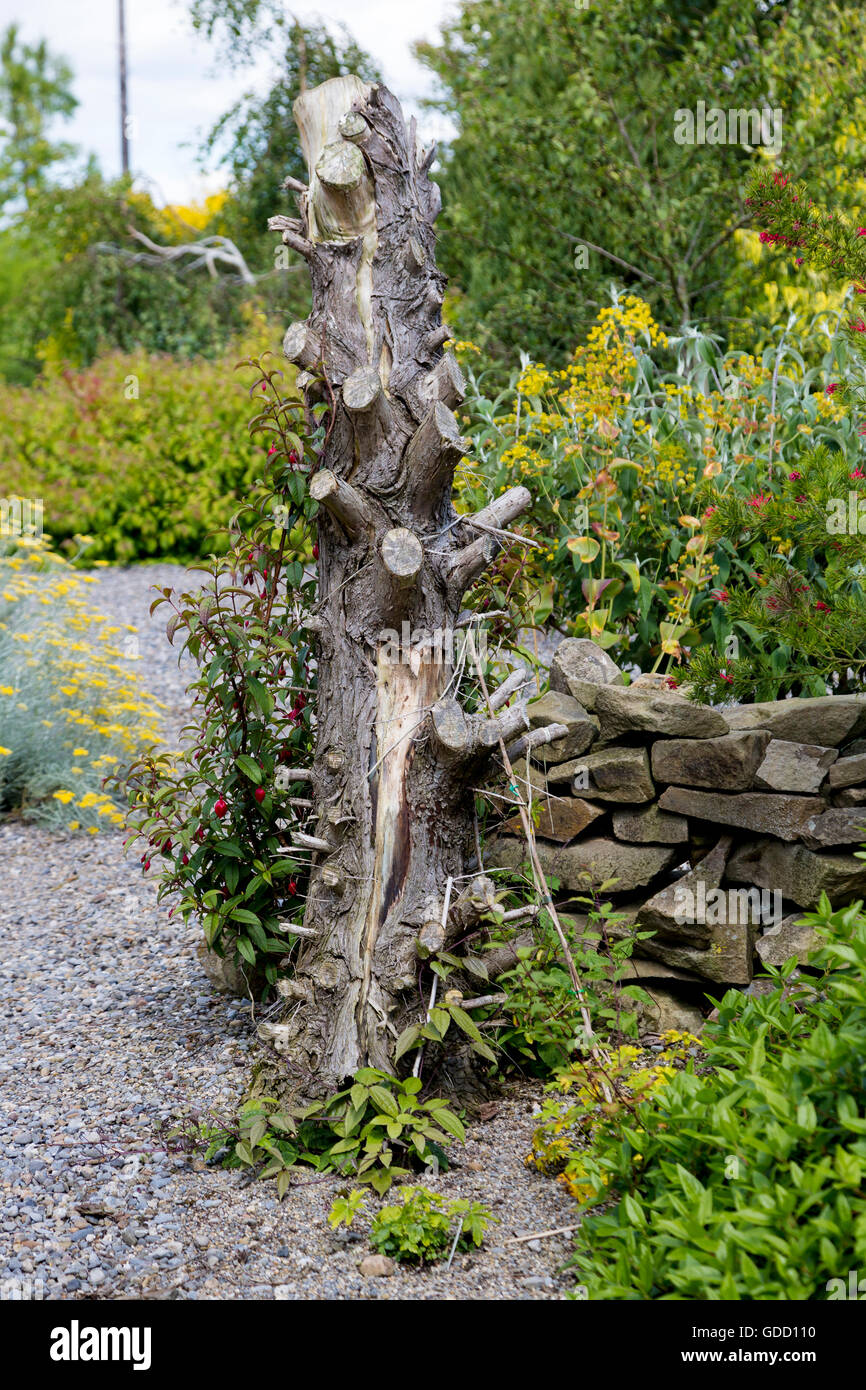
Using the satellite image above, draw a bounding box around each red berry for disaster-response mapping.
[254,787,266,804]
[182,853,189,866]
[214,798,228,817]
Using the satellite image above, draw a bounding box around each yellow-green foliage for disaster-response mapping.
[0,529,164,829]
[526,1032,703,1202]
[0,317,286,563]
[455,293,856,673]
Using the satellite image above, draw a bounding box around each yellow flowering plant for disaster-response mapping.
[0,526,163,829]
[455,291,860,674]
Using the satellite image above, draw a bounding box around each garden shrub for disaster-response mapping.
[0,314,287,564]
[456,290,857,677]
[682,170,866,700]
[119,354,319,985]
[329,1185,496,1264]
[0,528,164,828]
[531,897,866,1300]
[166,1069,468,1198]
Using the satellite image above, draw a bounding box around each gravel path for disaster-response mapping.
[0,564,578,1301]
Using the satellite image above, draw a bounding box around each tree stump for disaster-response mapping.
[261,75,532,1094]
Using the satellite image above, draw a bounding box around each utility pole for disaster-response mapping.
[118,0,130,175]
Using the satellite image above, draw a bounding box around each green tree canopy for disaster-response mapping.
[0,22,77,213]
[417,0,866,362]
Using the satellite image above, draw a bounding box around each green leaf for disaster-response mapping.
[235,753,262,784]
[370,1085,400,1118]
[236,937,256,965]
[247,677,274,720]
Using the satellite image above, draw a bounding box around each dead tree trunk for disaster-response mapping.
[260,76,534,1094]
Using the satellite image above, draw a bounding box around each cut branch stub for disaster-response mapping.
[381,527,423,591]
[469,485,532,534]
[342,364,392,459]
[421,352,465,410]
[431,697,471,757]
[309,469,374,537]
[283,320,321,372]
[404,401,468,518]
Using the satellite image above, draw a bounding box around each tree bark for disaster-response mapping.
[259,76,531,1095]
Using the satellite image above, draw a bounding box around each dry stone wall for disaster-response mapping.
[490,638,866,1030]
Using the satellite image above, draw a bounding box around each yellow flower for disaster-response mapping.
[68,821,80,830]
[0,746,11,756]
[72,748,89,757]
[52,790,75,804]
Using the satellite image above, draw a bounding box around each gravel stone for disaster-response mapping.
[0,563,579,1300]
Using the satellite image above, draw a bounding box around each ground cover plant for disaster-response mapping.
[0,527,163,829]
[527,898,866,1300]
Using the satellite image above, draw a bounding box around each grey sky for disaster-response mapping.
[8,0,457,203]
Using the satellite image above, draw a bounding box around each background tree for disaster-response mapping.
[0,22,77,213]
[416,0,866,363]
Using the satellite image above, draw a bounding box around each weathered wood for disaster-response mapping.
[260,75,533,1095]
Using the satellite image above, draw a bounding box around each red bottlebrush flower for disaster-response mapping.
[788,470,802,480]
[850,319,866,333]
[773,171,789,187]
[254,787,266,804]
[719,671,734,685]
[703,505,717,518]
[714,588,729,603]
[825,384,838,395]
[858,229,866,236]
[214,797,228,817]
[795,494,807,503]
[747,494,771,508]
[663,676,679,690]
[851,469,866,479]
[815,601,830,612]
[859,424,866,436]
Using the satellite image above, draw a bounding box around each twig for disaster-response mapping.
[467,637,608,1075]
[504,1225,579,1245]
[413,876,453,1078]
[446,1216,464,1271]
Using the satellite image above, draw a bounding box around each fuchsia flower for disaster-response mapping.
[825,384,838,395]
[857,228,866,236]
[788,470,802,480]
